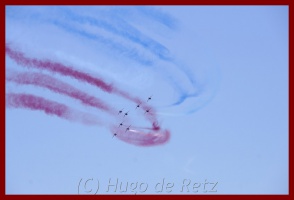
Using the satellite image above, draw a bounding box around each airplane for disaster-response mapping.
[112,132,118,138]
[135,103,141,109]
[147,95,152,102]
[125,125,131,133]
[144,109,151,114]
[118,109,124,115]
[123,111,129,117]
[118,121,124,128]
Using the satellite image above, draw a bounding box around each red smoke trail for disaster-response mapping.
[6,44,157,125]
[5,45,112,92]
[110,126,170,147]
[6,71,116,115]
[5,44,139,103]
[6,93,102,126]
[6,44,170,146]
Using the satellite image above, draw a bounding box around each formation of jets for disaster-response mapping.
[113,95,153,138]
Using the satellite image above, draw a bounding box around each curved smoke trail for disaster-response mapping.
[6,6,219,146]
[5,6,219,115]
[6,45,169,146]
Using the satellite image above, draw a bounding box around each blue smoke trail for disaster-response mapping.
[59,7,172,61]
[134,6,178,29]
[50,20,154,66]
[50,7,199,108]
[55,7,201,107]
[6,6,220,115]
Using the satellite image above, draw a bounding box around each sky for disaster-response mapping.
[5,6,288,194]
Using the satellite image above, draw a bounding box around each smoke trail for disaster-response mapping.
[6,7,199,106]
[50,19,154,66]
[5,44,158,124]
[59,7,172,61]
[6,70,159,127]
[134,6,178,29]
[6,92,170,146]
[6,46,168,146]
[5,44,145,104]
[6,44,113,92]
[110,126,170,147]
[6,70,115,114]
[6,7,210,113]
[52,9,197,102]
[6,93,102,126]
